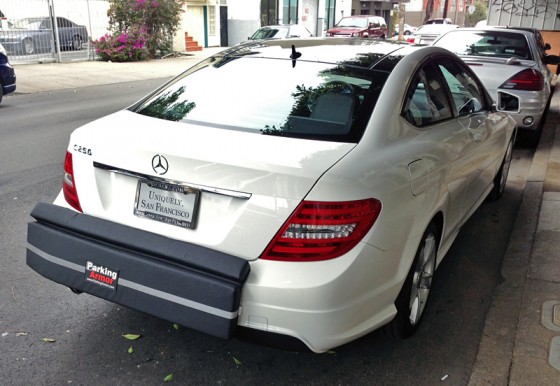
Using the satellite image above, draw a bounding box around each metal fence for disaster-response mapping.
[0,0,110,64]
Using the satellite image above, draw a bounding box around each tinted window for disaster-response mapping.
[402,63,452,127]
[133,56,388,143]
[438,60,485,115]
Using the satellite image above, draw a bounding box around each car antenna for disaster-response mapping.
[290,45,302,68]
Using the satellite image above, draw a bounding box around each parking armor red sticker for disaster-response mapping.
[85,261,119,290]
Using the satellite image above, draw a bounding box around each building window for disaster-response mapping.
[209,5,216,35]
[325,0,336,29]
[283,0,298,24]
[261,0,277,26]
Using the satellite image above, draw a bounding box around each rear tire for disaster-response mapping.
[386,223,439,339]
[488,136,514,201]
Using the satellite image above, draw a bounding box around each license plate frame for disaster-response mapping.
[134,180,200,229]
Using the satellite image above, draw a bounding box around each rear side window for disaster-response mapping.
[402,63,452,127]
[438,61,486,115]
[133,56,388,143]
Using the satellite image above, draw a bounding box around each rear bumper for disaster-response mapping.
[26,203,250,339]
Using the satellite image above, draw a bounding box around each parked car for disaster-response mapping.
[0,16,88,55]
[326,15,388,39]
[394,23,417,36]
[406,23,459,45]
[0,42,15,103]
[248,24,313,41]
[432,27,559,146]
[426,18,453,24]
[26,38,516,353]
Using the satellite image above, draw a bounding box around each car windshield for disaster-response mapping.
[133,53,389,143]
[336,18,368,28]
[435,31,532,60]
[251,27,288,39]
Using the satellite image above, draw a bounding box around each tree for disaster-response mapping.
[107,0,186,58]
[465,2,488,27]
[423,0,443,24]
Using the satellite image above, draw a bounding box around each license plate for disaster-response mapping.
[134,180,200,229]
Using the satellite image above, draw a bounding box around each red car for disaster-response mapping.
[326,16,388,39]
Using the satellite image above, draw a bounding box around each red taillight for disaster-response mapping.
[261,199,382,262]
[63,151,83,212]
[500,69,544,91]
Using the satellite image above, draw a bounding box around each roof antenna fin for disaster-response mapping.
[290,45,302,68]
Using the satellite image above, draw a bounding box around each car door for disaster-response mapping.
[401,59,474,240]
[436,58,505,219]
[368,18,381,38]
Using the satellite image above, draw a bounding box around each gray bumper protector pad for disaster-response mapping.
[26,202,250,340]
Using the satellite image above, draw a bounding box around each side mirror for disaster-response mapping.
[545,43,551,50]
[544,54,560,65]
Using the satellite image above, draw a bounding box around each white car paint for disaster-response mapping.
[37,39,516,352]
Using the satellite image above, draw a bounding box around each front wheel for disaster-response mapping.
[386,223,438,339]
[71,35,83,50]
[22,38,35,55]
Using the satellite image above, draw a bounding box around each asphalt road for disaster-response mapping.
[0,82,534,385]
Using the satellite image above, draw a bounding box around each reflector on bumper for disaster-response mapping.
[26,203,250,339]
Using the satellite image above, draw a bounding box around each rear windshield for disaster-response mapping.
[132,54,389,143]
[435,31,532,60]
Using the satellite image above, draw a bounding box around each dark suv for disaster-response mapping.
[326,16,388,39]
[0,42,16,103]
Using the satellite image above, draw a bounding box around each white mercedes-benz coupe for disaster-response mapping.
[27,38,516,353]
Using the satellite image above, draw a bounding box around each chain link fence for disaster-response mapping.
[0,0,110,64]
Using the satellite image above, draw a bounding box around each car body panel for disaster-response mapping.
[62,110,356,259]
[27,38,516,352]
[406,24,460,45]
[0,42,15,99]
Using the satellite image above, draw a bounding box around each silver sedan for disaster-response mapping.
[433,27,559,146]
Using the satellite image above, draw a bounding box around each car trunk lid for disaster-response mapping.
[67,110,356,260]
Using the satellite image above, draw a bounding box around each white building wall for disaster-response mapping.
[227,0,260,46]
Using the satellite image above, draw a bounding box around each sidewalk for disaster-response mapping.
[469,91,560,385]
[10,50,560,384]
[12,47,224,94]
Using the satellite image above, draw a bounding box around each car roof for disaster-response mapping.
[450,26,535,36]
[217,38,442,70]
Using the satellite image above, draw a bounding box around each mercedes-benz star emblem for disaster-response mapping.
[152,154,169,175]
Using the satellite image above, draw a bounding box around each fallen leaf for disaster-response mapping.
[42,338,56,343]
[233,357,242,366]
[128,346,134,354]
[173,324,180,330]
[163,373,173,382]
[122,333,141,340]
